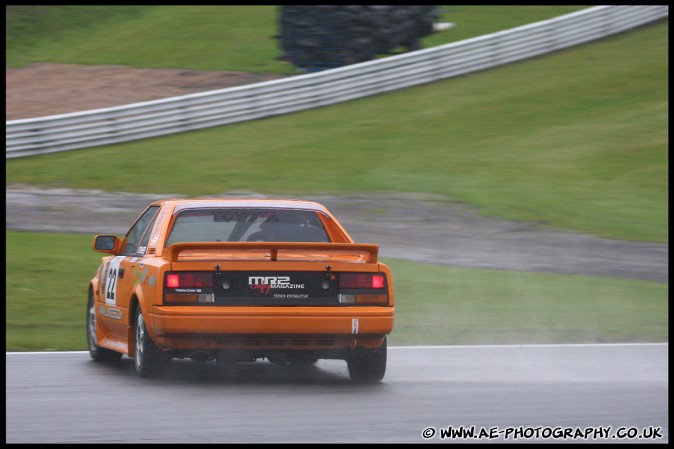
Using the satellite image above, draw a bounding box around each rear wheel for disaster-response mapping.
[347,337,387,383]
[134,307,171,378]
[86,290,122,363]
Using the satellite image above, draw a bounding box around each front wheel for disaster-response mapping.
[86,290,122,363]
[347,337,387,383]
[134,307,171,378]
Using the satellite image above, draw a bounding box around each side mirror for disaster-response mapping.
[93,235,122,254]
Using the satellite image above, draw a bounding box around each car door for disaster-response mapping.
[99,205,160,341]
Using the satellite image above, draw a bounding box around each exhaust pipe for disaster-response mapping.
[190,350,212,363]
[216,349,255,364]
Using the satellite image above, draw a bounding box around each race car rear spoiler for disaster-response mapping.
[162,241,379,263]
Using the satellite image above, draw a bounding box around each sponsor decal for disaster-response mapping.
[105,307,123,320]
[215,210,278,223]
[149,209,166,247]
[273,293,309,299]
[133,267,148,285]
[98,305,122,320]
[133,267,156,287]
[352,318,359,334]
[248,275,305,296]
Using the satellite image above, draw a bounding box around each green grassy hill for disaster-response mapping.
[7,6,587,70]
[6,10,668,242]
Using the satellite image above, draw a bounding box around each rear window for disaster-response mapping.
[166,208,329,245]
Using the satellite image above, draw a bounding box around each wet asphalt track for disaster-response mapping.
[6,344,668,444]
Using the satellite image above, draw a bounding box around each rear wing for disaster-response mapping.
[163,241,379,263]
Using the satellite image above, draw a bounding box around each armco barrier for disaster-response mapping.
[6,5,668,159]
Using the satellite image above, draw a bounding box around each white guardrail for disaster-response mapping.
[6,5,668,159]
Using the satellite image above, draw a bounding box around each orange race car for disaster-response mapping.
[87,199,394,382]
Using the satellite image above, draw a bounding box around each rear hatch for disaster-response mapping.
[162,242,390,307]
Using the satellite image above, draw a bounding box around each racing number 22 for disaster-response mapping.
[104,256,124,305]
[106,268,117,301]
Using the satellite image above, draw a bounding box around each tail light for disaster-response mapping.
[339,273,386,289]
[164,272,214,304]
[338,273,388,305]
[166,272,213,288]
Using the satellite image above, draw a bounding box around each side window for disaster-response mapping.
[137,210,161,254]
[121,206,160,256]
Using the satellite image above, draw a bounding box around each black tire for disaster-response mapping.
[86,290,122,363]
[347,337,387,383]
[134,307,171,378]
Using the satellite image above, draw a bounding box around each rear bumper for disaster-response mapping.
[148,305,394,350]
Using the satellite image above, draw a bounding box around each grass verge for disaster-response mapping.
[6,230,667,351]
